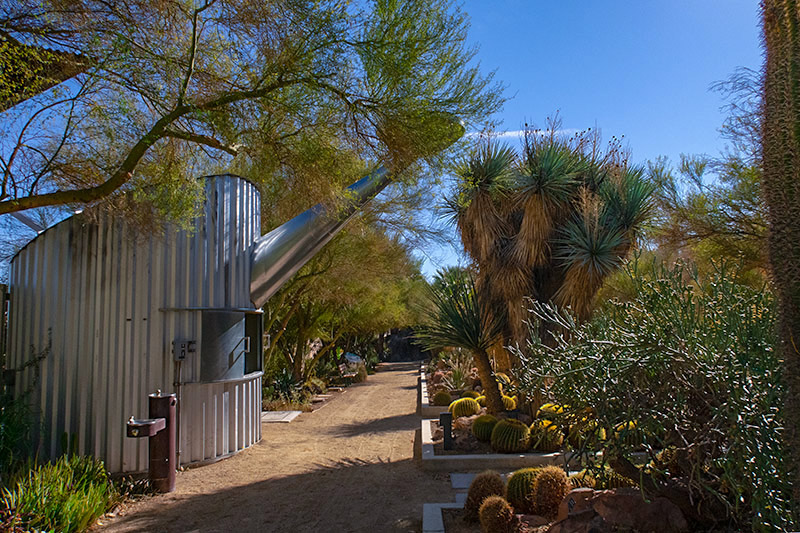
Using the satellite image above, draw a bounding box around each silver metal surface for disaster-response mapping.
[6,175,262,472]
[249,166,391,308]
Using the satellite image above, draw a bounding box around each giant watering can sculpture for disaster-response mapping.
[249,117,464,308]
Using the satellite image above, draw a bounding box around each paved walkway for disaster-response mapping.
[98,362,450,533]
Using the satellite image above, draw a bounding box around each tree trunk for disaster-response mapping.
[761,0,800,518]
[473,348,504,414]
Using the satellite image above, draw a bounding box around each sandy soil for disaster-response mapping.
[96,362,451,533]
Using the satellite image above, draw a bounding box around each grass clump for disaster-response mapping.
[1,455,118,532]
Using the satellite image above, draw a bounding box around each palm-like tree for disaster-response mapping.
[445,120,654,358]
[415,268,505,414]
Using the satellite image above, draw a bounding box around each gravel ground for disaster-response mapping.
[95,362,451,533]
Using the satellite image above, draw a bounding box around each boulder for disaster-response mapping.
[591,488,689,533]
[556,488,595,521]
[547,510,609,533]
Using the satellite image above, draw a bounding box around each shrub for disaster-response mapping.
[471,414,498,442]
[516,259,789,529]
[1,455,118,532]
[530,419,563,453]
[505,467,540,513]
[478,495,518,533]
[449,397,480,418]
[432,390,452,406]
[490,418,530,453]
[531,465,568,518]
[464,470,505,522]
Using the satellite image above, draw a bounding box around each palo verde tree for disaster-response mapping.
[445,120,654,367]
[0,0,502,219]
[761,0,800,517]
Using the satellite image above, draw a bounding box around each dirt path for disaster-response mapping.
[97,362,450,533]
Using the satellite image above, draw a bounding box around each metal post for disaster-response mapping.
[439,411,453,450]
[148,391,177,492]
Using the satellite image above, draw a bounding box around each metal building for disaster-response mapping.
[6,175,264,472]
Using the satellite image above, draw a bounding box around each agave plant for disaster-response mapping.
[415,268,505,414]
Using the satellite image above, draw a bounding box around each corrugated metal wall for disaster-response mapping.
[7,175,263,473]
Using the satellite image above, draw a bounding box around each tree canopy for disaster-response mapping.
[0,0,502,218]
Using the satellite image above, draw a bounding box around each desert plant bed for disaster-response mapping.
[419,419,573,472]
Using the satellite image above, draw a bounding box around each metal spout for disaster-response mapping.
[249,166,391,308]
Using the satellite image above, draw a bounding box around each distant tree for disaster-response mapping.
[648,68,766,282]
[0,0,502,218]
[760,0,800,517]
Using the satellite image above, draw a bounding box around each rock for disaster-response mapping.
[590,488,689,533]
[547,510,608,533]
[556,488,595,521]
[519,514,550,527]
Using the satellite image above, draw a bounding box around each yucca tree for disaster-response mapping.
[415,268,505,414]
[445,120,654,359]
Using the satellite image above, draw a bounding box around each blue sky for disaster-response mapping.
[417,1,763,277]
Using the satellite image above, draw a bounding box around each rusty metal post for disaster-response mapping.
[148,391,176,492]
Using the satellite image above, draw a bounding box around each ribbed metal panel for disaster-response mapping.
[7,175,262,473]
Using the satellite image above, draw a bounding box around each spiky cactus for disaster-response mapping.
[479,495,519,533]
[472,414,498,442]
[449,397,481,418]
[536,403,564,420]
[490,418,530,453]
[531,465,568,518]
[464,470,505,522]
[762,0,800,510]
[432,390,452,406]
[462,390,481,399]
[476,395,486,407]
[501,395,516,411]
[613,420,641,447]
[568,469,596,489]
[505,467,540,514]
[530,419,563,453]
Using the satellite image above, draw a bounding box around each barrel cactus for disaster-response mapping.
[530,419,564,453]
[596,468,638,489]
[505,467,540,514]
[531,465,568,518]
[432,390,452,406]
[464,470,505,522]
[568,469,596,489]
[449,397,481,418]
[490,418,530,453]
[476,395,486,407]
[471,414,498,442]
[567,417,606,448]
[614,420,641,447]
[461,390,481,399]
[501,395,516,411]
[536,403,564,419]
[479,495,519,533]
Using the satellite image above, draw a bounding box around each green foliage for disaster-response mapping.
[464,470,505,522]
[531,465,568,519]
[471,414,498,442]
[448,397,480,418]
[516,258,788,529]
[478,495,518,533]
[0,395,34,484]
[505,467,540,514]
[432,390,453,406]
[1,455,117,532]
[490,418,530,453]
[530,419,563,453]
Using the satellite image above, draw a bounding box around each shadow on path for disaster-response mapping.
[104,458,448,533]
[327,413,420,438]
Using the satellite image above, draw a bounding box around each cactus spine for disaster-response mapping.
[449,397,481,418]
[479,495,519,533]
[530,419,564,453]
[531,465,569,518]
[432,390,452,406]
[501,395,516,411]
[464,470,505,522]
[505,467,540,514]
[490,418,530,453]
[471,414,498,442]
